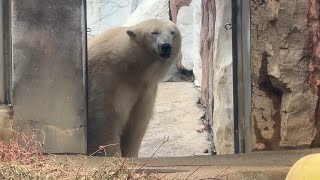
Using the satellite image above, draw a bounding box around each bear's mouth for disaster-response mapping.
[160,53,172,59]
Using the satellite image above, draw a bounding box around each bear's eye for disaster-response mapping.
[170,31,175,35]
[151,32,159,35]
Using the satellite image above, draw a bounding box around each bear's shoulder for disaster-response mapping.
[88,27,127,47]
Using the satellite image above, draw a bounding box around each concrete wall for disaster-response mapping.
[11,0,87,154]
[0,0,13,142]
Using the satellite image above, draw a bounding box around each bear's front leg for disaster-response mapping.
[120,85,158,157]
[87,105,123,157]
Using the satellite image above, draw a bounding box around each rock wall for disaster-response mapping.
[169,0,191,71]
[124,0,170,26]
[199,0,214,107]
[251,0,319,150]
[200,0,215,154]
[211,0,234,155]
[131,0,143,13]
[86,0,133,36]
[190,0,202,87]
[308,0,320,147]
[171,0,202,87]
[169,0,234,155]
[169,0,192,23]
[176,5,194,70]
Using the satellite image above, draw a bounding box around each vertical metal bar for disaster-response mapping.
[3,0,12,105]
[242,0,252,153]
[0,0,5,104]
[83,0,88,153]
[235,0,252,153]
[237,0,245,153]
[231,0,240,154]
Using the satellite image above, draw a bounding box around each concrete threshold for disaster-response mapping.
[50,148,320,180]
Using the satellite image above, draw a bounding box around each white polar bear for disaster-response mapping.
[87,19,182,157]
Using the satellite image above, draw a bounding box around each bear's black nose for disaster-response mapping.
[160,43,172,53]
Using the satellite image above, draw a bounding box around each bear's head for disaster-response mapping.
[126,19,182,60]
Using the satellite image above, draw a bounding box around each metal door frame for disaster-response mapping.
[232,0,252,154]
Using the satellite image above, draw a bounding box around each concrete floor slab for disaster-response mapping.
[139,82,212,157]
[52,149,320,180]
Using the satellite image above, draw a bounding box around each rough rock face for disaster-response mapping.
[169,0,192,70]
[308,0,320,147]
[190,0,202,87]
[86,0,133,36]
[199,0,215,107]
[176,6,194,70]
[169,0,192,23]
[199,0,215,154]
[174,0,202,86]
[131,0,143,13]
[124,0,170,26]
[251,0,319,150]
[211,0,234,155]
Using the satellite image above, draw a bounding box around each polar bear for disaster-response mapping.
[87,19,182,157]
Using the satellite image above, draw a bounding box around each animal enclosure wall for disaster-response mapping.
[86,0,236,155]
[3,0,318,156]
[10,0,87,153]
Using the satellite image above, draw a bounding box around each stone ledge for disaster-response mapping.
[51,149,320,179]
[0,105,13,141]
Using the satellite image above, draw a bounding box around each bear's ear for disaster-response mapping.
[126,30,136,39]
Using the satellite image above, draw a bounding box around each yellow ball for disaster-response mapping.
[286,153,320,180]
